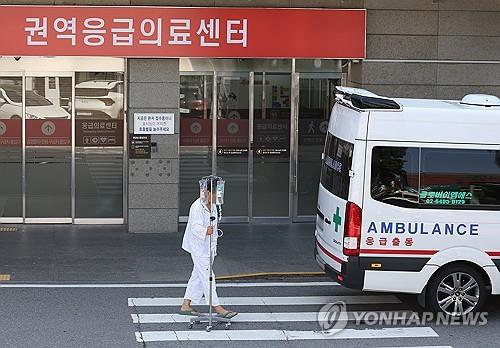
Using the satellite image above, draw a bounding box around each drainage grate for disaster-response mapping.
[0,227,17,232]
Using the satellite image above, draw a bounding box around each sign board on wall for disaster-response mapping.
[134,113,174,135]
[129,134,151,159]
[0,7,366,59]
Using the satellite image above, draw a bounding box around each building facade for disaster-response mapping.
[0,0,498,232]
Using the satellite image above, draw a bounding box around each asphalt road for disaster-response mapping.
[0,280,499,348]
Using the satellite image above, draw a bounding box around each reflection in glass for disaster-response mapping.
[253,73,291,217]
[421,149,500,208]
[320,133,354,200]
[180,75,213,216]
[371,147,420,208]
[25,76,72,218]
[216,75,249,217]
[297,78,337,216]
[75,72,124,120]
[75,72,124,218]
[0,76,22,217]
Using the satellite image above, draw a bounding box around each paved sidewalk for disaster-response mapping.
[0,223,321,283]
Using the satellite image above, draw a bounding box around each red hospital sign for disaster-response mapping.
[0,6,366,59]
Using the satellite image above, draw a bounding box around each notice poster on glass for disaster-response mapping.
[253,119,290,156]
[75,73,125,147]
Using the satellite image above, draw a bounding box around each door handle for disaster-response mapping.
[324,218,332,225]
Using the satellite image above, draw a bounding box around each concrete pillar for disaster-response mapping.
[127,58,180,233]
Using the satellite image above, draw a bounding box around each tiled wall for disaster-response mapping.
[127,58,179,233]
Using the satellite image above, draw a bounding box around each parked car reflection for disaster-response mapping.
[0,85,70,119]
[75,80,124,119]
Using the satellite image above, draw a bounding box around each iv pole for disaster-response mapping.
[189,175,231,331]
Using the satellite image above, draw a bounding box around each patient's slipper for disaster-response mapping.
[217,310,238,318]
[178,309,199,316]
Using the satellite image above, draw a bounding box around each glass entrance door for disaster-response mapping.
[252,73,291,219]
[293,74,338,221]
[25,75,73,222]
[0,74,23,222]
[0,57,126,224]
[179,71,293,222]
[215,73,250,220]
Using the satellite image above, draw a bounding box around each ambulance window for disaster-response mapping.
[421,149,500,209]
[371,147,419,208]
[320,133,353,200]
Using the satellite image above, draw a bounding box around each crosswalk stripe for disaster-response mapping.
[128,295,402,307]
[135,327,439,342]
[132,310,416,323]
[373,346,454,348]
[0,281,338,288]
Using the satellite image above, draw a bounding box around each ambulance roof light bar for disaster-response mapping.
[335,87,401,111]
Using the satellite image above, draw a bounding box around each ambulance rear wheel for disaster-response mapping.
[427,264,486,317]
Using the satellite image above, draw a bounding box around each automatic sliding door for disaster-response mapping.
[25,76,72,221]
[294,76,338,219]
[0,75,23,221]
[74,72,125,219]
[252,73,291,218]
[215,74,250,219]
[179,74,213,217]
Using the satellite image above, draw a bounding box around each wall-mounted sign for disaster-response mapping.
[134,113,174,135]
[129,134,151,159]
[76,119,124,147]
[0,7,366,59]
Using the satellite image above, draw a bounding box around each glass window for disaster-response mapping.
[179,75,213,216]
[297,78,337,216]
[216,75,249,217]
[75,72,125,218]
[25,76,72,219]
[253,73,291,217]
[0,77,22,218]
[371,147,419,208]
[421,148,500,209]
[320,133,354,200]
[371,147,500,210]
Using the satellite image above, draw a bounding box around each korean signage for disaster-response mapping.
[217,119,248,156]
[76,119,124,147]
[253,119,290,156]
[0,120,22,147]
[134,113,174,135]
[299,119,329,146]
[420,190,472,206]
[0,7,366,58]
[129,134,151,159]
[26,119,71,147]
[180,119,212,146]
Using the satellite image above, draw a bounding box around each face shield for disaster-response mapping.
[199,175,225,207]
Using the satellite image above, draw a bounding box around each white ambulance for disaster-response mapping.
[314,87,500,316]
